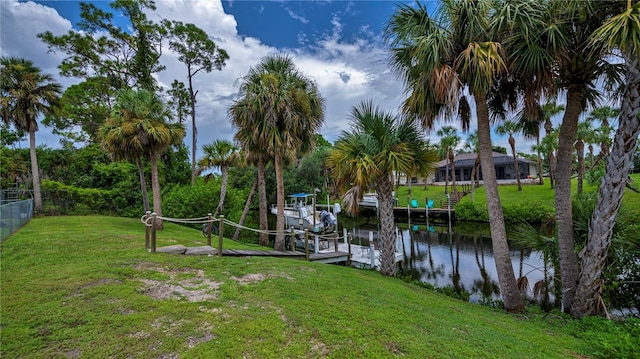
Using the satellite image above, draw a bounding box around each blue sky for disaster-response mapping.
[1,0,533,159]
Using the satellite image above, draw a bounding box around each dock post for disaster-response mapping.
[343,228,348,244]
[304,229,310,260]
[218,215,224,257]
[289,227,296,251]
[447,193,452,224]
[407,196,410,217]
[334,231,338,252]
[369,231,375,269]
[347,233,351,266]
[207,213,212,246]
[145,211,151,250]
[150,212,157,253]
[314,234,319,254]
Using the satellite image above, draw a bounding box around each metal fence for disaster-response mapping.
[0,199,33,242]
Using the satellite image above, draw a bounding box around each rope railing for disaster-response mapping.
[141,211,347,256]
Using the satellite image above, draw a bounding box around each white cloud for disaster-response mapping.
[0,0,72,78]
[285,7,309,24]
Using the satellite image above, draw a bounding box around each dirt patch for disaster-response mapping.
[231,273,268,284]
[140,279,220,302]
[186,332,216,348]
[134,264,222,302]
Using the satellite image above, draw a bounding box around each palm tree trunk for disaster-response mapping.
[576,140,585,195]
[475,92,523,312]
[544,119,556,189]
[189,72,197,186]
[150,152,163,229]
[213,165,229,218]
[470,155,480,202]
[233,175,258,241]
[444,160,450,194]
[274,154,285,250]
[136,157,150,212]
[29,130,43,213]
[572,52,640,318]
[536,134,544,185]
[509,135,522,191]
[258,159,269,246]
[450,150,458,200]
[555,85,584,313]
[376,174,396,277]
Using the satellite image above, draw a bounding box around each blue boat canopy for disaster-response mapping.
[289,193,313,198]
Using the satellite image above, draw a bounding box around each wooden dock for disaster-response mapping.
[155,244,350,264]
[393,206,454,222]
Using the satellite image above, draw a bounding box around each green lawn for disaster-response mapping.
[394,175,640,223]
[1,216,637,358]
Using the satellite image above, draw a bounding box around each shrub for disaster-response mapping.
[456,201,550,223]
[576,316,640,359]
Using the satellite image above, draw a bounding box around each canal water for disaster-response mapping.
[338,216,551,304]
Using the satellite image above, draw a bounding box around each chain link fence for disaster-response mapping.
[1,189,34,242]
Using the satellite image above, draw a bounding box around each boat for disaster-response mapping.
[358,193,378,209]
[270,193,337,234]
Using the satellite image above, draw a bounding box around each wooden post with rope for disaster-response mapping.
[145,211,151,251]
[218,215,224,257]
[207,213,212,246]
[151,212,157,253]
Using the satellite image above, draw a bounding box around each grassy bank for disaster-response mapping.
[394,174,640,223]
[2,216,637,358]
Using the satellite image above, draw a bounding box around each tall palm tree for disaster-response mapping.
[197,139,240,217]
[101,88,185,228]
[497,0,626,312]
[386,0,524,311]
[573,0,640,318]
[327,100,436,276]
[575,118,595,195]
[230,54,325,250]
[465,131,481,202]
[587,106,619,165]
[514,108,544,185]
[437,126,460,198]
[0,57,61,212]
[495,120,523,191]
[539,102,565,189]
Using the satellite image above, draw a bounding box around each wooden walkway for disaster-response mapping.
[155,244,349,263]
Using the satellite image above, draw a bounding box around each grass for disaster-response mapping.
[396,174,640,222]
[2,215,637,358]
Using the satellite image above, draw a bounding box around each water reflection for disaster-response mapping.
[342,218,551,303]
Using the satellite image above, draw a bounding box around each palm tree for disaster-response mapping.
[587,106,619,165]
[386,1,524,311]
[0,57,62,212]
[197,139,240,217]
[573,0,640,318]
[495,120,523,191]
[101,88,185,228]
[575,118,595,195]
[465,131,481,202]
[497,0,626,312]
[437,126,460,198]
[532,128,560,188]
[232,173,258,242]
[539,102,565,189]
[327,100,436,276]
[230,54,325,250]
[515,108,544,185]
